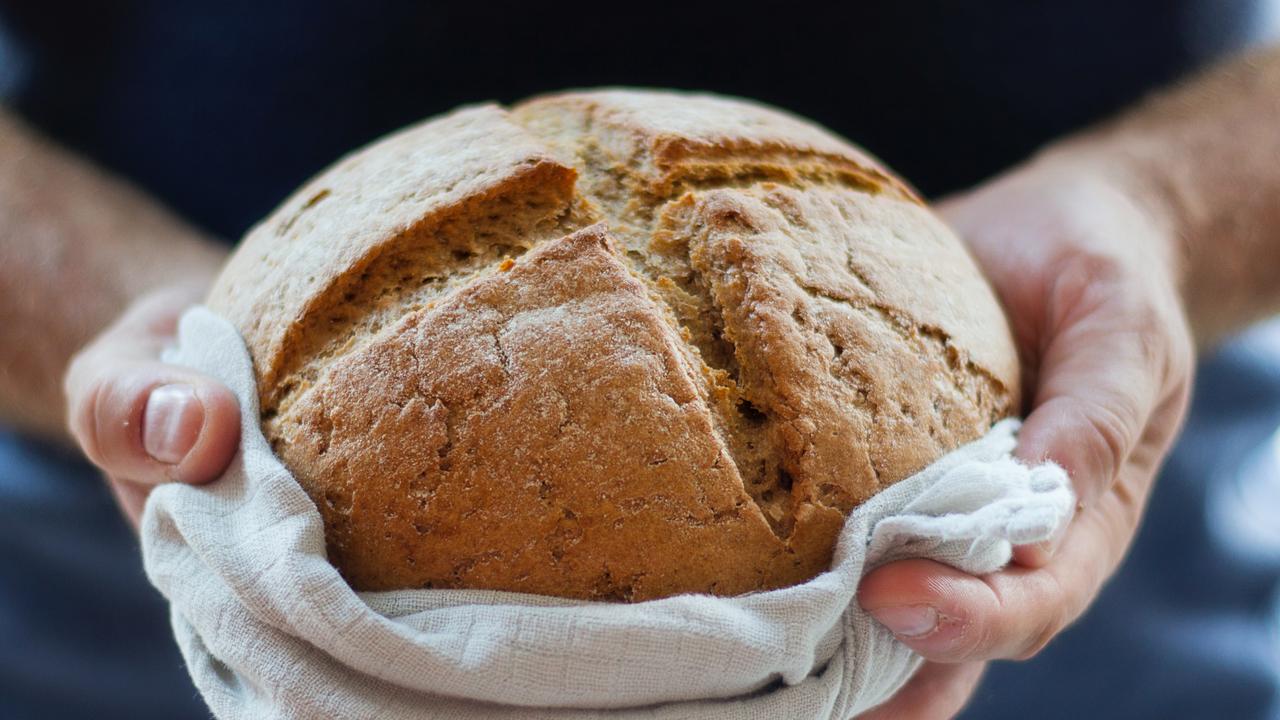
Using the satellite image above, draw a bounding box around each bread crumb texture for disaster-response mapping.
[207,90,1020,601]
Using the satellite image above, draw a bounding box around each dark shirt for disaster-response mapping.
[0,2,1276,718]
[0,1,1261,237]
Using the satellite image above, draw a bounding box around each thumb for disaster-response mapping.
[67,361,240,486]
[65,294,239,487]
[1015,253,1184,509]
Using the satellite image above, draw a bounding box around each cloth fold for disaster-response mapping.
[142,307,1074,720]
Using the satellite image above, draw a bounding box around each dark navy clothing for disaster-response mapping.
[1,1,1261,238]
[0,436,204,719]
[0,2,1276,718]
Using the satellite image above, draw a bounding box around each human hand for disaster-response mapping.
[64,285,240,528]
[857,151,1195,718]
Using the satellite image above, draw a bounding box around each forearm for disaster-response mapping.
[1038,44,1280,348]
[0,110,227,440]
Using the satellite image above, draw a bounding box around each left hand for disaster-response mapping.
[64,284,241,527]
[856,150,1195,718]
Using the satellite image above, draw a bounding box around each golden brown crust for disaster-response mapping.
[513,89,921,203]
[271,226,801,599]
[207,105,580,414]
[209,89,1020,601]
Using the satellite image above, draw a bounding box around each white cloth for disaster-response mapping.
[142,307,1075,720]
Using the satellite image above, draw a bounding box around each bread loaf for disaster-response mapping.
[208,90,1020,602]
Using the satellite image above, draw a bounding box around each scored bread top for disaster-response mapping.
[207,89,1020,601]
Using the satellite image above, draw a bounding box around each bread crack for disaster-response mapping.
[509,110,901,542]
[435,399,456,473]
[212,93,1021,602]
[265,162,584,424]
[491,328,513,381]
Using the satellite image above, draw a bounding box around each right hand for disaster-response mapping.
[858,151,1193,718]
[64,285,241,527]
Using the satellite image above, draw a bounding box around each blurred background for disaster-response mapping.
[1,2,1278,718]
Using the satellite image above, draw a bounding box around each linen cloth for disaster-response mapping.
[142,307,1075,720]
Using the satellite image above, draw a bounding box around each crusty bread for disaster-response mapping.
[208,90,1020,601]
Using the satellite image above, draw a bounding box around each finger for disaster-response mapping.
[66,353,239,486]
[858,661,987,720]
[861,559,1069,663]
[1014,369,1187,571]
[859,488,1130,663]
[1008,328,1146,569]
[1016,257,1167,511]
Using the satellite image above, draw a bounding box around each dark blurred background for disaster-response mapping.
[0,1,1269,238]
[1,2,1278,719]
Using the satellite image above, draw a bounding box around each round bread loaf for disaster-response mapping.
[208,89,1020,602]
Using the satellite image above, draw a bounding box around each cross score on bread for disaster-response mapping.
[208,90,1019,601]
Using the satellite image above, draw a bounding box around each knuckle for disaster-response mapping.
[1051,249,1187,370]
[73,365,156,475]
[1077,395,1138,485]
[1047,250,1126,322]
[1066,249,1128,285]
